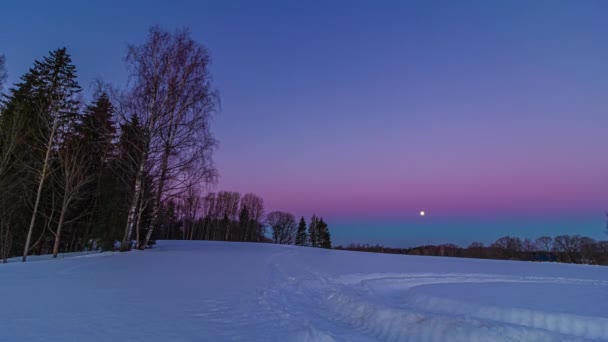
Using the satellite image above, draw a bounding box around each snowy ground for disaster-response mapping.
[1,241,608,341]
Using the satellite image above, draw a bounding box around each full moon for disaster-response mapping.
[420,211,425,216]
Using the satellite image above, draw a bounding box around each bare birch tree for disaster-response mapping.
[121,27,218,250]
[50,140,94,257]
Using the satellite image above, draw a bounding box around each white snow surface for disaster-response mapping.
[1,240,608,341]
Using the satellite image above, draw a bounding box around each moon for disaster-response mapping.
[420,211,425,216]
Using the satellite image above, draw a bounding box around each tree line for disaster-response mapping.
[0,27,220,262]
[336,233,608,265]
[153,191,332,249]
[0,29,333,263]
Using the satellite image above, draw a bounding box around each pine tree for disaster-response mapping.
[308,215,319,247]
[78,93,116,162]
[76,93,117,249]
[2,48,82,261]
[0,54,6,94]
[238,205,250,241]
[295,216,307,246]
[317,218,332,249]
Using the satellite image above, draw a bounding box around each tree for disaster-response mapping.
[238,205,250,241]
[535,236,553,253]
[522,238,536,253]
[239,193,265,241]
[65,91,119,250]
[121,27,218,250]
[0,74,28,262]
[267,211,296,244]
[181,185,200,240]
[295,216,307,246]
[491,236,522,259]
[466,242,485,258]
[317,218,331,249]
[0,54,6,94]
[308,215,319,247]
[2,48,81,261]
[553,235,583,263]
[579,237,596,264]
[116,114,145,250]
[50,138,94,257]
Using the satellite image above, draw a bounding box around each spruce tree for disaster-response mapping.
[317,218,332,249]
[77,93,117,249]
[308,215,319,247]
[78,92,115,162]
[2,48,82,261]
[295,216,308,246]
[0,54,6,94]
[238,206,250,241]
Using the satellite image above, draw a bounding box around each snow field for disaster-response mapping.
[1,241,607,341]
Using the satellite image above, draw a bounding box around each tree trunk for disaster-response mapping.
[121,156,145,251]
[52,196,69,258]
[142,144,170,249]
[22,121,57,262]
[134,199,144,249]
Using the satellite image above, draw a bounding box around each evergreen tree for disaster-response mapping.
[295,216,307,246]
[1,48,82,261]
[238,206,250,241]
[78,93,115,162]
[76,93,118,249]
[317,218,332,249]
[308,215,319,247]
[0,54,6,94]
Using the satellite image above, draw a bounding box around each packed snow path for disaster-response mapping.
[1,241,607,341]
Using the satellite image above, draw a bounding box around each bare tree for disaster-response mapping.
[121,27,218,250]
[535,236,553,253]
[267,211,296,245]
[50,140,94,258]
[579,236,596,264]
[522,238,536,253]
[180,185,200,240]
[491,236,522,259]
[466,242,485,258]
[553,235,583,263]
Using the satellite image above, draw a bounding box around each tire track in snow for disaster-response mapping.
[337,273,608,340]
[260,253,596,341]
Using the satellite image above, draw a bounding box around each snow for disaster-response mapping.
[1,241,608,341]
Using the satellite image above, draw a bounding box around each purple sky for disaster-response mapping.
[2,0,607,245]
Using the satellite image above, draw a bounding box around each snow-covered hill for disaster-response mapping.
[1,241,608,341]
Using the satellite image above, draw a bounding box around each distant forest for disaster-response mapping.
[337,233,608,266]
[0,27,330,263]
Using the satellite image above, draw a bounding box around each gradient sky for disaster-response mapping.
[2,1,607,246]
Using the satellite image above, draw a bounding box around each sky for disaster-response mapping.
[1,1,607,247]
